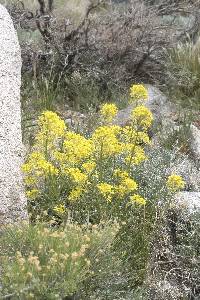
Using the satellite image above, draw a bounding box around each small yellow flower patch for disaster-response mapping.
[131,106,153,130]
[129,84,148,102]
[97,183,114,202]
[167,174,185,192]
[92,125,122,157]
[68,187,83,202]
[82,162,96,173]
[37,111,66,138]
[26,189,39,200]
[53,204,66,214]
[66,168,88,184]
[100,103,118,123]
[129,194,146,206]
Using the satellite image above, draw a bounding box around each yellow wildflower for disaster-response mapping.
[115,184,127,197]
[35,111,66,152]
[125,145,147,165]
[137,131,151,144]
[67,168,87,184]
[129,194,146,205]
[22,163,32,173]
[133,146,147,165]
[26,189,39,199]
[122,177,138,192]
[68,187,83,202]
[37,111,66,138]
[97,182,113,194]
[121,127,137,143]
[24,176,37,186]
[100,103,118,123]
[23,152,58,177]
[114,169,129,180]
[131,106,153,129]
[61,132,94,163]
[120,127,150,144]
[115,176,138,197]
[53,204,66,214]
[97,183,114,202]
[82,161,96,173]
[129,84,148,102]
[92,126,122,157]
[167,174,185,192]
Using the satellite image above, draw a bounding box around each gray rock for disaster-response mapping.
[190,124,200,162]
[147,191,200,300]
[175,192,200,213]
[0,5,27,225]
[146,85,177,126]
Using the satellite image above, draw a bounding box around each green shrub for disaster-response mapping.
[0,222,118,299]
[21,85,159,226]
[113,146,181,287]
[21,85,185,289]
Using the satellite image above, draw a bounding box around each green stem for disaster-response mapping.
[127,130,138,174]
[99,142,103,182]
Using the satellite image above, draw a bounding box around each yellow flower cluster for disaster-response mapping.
[26,189,39,199]
[68,187,83,202]
[97,183,114,202]
[36,111,66,151]
[23,152,58,176]
[129,84,148,102]
[97,170,139,202]
[62,132,94,163]
[129,194,146,206]
[92,125,122,157]
[114,169,129,180]
[114,171,138,197]
[121,177,138,191]
[22,84,153,215]
[167,174,185,192]
[100,103,118,123]
[82,161,96,173]
[121,127,150,145]
[38,111,66,138]
[66,168,88,184]
[54,204,66,214]
[125,145,147,166]
[131,106,153,130]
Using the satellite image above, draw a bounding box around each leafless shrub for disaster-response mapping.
[5,0,200,88]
